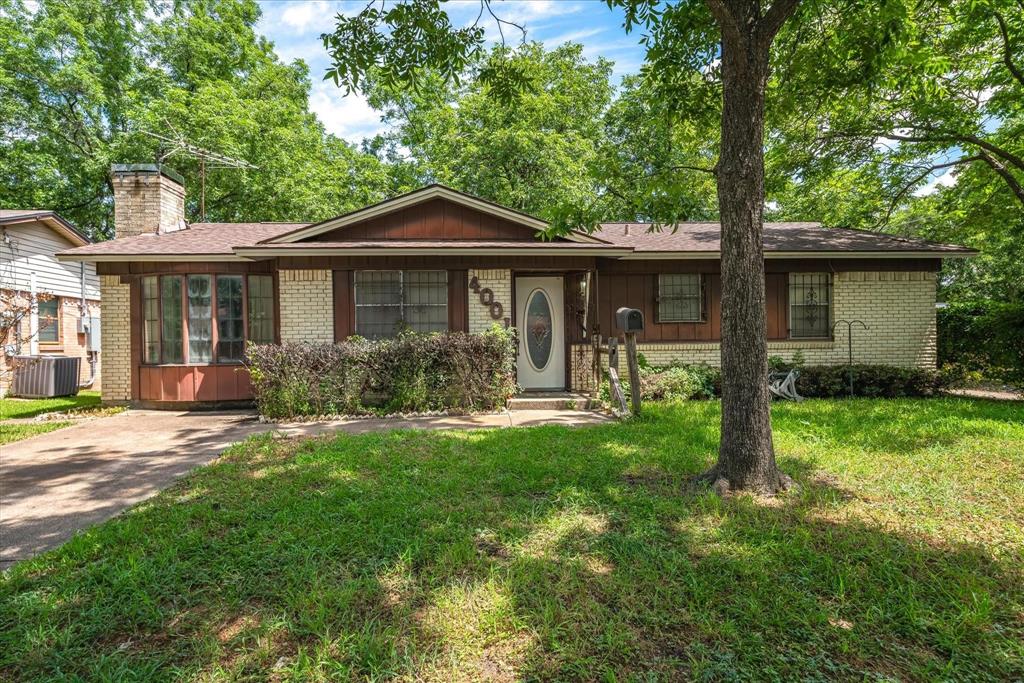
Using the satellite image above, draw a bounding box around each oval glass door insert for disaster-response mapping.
[525,288,553,370]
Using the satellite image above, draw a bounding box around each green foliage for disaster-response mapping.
[364,42,616,227]
[938,301,1024,384]
[793,365,953,399]
[0,0,393,237]
[2,400,1022,679]
[245,327,518,418]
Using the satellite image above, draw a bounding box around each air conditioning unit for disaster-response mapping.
[11,355,81,398]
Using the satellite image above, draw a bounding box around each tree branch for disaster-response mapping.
[873,155,983,228]
[978,150,1024,206]
[760,0,801,44]
[993,11,1024,88]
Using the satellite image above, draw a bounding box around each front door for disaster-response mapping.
[515,276,565,390]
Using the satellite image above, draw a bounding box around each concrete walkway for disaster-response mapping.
[1,408,609,568]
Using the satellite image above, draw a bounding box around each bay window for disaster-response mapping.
[354,270,448,339]
[141,274,274,364]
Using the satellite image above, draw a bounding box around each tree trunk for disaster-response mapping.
[699,1,791,494]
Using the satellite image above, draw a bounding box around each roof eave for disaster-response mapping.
[617,249,977,260]
[233,246,634,258]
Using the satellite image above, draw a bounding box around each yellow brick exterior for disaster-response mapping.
[573,271,937,389]
[468,269,512,334]
[279,269,333,342]
[100,276,131,402]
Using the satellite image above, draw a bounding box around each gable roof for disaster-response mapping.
[0,210,91,247]
[262,184,602,245]
[54,186,976,262]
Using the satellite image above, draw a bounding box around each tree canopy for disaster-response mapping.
[0,0,394,238]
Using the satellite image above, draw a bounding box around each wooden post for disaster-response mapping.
[624,332,642,414]
[591,333,602,398]
[608,336,619,372]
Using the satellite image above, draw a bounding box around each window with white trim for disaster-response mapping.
[788,273,832,338]
[37,297,60,344]
[657,274,703,322]
[354,270,448,339]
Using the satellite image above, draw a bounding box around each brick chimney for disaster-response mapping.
[110,164,187,239]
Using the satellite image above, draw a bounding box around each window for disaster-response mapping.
[355,270,448,339]
[187,275,213,363]
[247,275,275,345]
[789,273,832,338]
[658,274,703,322]
[160,275,184,363]
[142,274,274,364]
[143,277,161,363]
[216,275,244,362]
[37,298,60,343]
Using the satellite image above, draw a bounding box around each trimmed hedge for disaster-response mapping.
[938,301,1024,385]
[245,327,518,419]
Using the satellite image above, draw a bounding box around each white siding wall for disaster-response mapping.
[0,221,100,299]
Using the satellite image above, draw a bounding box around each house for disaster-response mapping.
[58,164,974,407]
[1,210,101,395]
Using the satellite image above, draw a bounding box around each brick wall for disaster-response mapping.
[100,276,131,402]
[577,271,937,385]
[111,169,185,238]
[468,269,512,334]
[279,269,334,342]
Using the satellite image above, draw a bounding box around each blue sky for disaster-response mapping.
[255,1,647,142]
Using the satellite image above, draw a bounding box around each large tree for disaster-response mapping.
[324,0,805,493]
[0,0,393,237]
[364,42,616,221]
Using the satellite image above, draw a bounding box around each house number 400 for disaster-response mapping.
[469,276,504,320]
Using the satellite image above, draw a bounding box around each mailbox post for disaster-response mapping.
[616,307,644,414]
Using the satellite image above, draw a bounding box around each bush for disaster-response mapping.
[609,359,950,403]
[786,364,952,398]
[600,362,720,403]
[938,301,1024,385]
[245,326,518,419]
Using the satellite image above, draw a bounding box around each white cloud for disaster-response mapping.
[309,81,387,142]
[914,168,959,196]
[280,1,338,31]
[543,27,605,45]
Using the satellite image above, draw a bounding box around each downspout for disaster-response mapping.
[29,272,38,355]
[79,262,97,388]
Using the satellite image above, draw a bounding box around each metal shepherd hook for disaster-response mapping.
[832,319,868,397]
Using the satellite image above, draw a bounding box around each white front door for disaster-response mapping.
[516,276,565,391]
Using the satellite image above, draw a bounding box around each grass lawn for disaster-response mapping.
[0,390,101,420]
[0,420,74,445]
[1,398,1022,681]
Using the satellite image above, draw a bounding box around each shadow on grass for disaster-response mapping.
[1,401,1021,681]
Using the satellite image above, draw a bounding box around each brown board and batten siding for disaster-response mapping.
[312,198,544,242]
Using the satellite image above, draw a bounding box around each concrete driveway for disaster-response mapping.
[0,410,267,569]
[1,408,610,569]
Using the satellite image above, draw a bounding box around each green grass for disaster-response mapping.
[0,390,101,420]
[0,421,74,445]
[1,398,1022,681]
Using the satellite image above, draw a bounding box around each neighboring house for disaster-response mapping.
[58,164,975,407]
[1,210,101,395]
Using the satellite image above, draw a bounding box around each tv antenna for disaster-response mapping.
[142,122,258,222]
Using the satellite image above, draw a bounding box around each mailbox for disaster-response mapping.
[616,307,644,332]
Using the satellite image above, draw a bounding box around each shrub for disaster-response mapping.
[607,360,950,403]
[938,301,1024,385]
[245,326,518,419]
[790,364,952,398]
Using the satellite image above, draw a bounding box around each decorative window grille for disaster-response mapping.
[788,273,832,338]
[354,270,448,339]
[658,274,703,322]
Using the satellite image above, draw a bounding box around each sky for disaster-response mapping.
[255,0,647,143]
